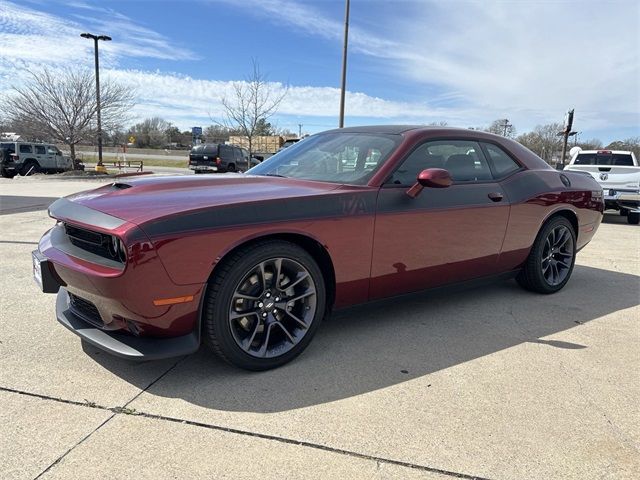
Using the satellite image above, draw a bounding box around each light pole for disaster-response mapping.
[81,32,111,170]
[338,0,350,128]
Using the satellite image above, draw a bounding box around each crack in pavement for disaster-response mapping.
[1,384,493,480]
[26,356,187,480]
[0,240,40,245]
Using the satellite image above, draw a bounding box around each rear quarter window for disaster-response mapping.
[19,144,32,154]
[482,143,521,178]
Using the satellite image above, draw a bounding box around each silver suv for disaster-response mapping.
[0,141,73,178]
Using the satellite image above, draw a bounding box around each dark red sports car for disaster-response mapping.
[33,126,603,370]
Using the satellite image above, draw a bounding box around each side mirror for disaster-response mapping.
[406,168,452,198]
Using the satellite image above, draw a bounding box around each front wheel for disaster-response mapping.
[203,240,326,370]
[628,212,639,225]
[517,216,576,294]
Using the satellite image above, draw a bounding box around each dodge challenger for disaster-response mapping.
[33,126,604,370]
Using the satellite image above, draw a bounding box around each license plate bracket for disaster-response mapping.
[32,250,61,293]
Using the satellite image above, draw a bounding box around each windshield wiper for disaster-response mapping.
[259,173,288,178]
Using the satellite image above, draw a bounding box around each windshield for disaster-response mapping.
[574,152,633,166]
[248,132,400,184]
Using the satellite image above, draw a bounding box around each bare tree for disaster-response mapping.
[485,119,517,138]
[516,123,563,163]
[220,60,287,169]
[128,117,174,148]
[606,137,640,158]
[4,67,134,161]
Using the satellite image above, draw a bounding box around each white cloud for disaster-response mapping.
[218,0,401,59]
[104,69,451,130]
[1,0,638,138]
[225,0,640,134]
[0,0,197,73]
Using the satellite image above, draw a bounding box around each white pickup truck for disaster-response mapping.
[565,149,640,224]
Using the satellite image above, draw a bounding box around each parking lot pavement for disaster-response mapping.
[1,179,639,480]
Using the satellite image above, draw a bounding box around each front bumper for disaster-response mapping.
[56,288,199,360]
[604,189,640,212]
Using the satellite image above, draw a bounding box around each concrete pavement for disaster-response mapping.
[1,177,638,479]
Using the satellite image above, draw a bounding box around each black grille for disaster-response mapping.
[64,223,123,264]
[68,293,103,327]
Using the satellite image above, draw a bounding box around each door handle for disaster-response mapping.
[488,192,503,202]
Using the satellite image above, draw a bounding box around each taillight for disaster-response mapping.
[216,157,221,165]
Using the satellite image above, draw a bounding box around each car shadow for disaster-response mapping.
[0,195,60,215]
[84,265,639,412]
[602,213,638,225]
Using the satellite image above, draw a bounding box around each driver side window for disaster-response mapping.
[387,139,492,185]
[386,143,445,186]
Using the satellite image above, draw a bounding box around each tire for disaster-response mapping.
[1,168,16,179]
[516,216,576,294]
[620,208,628,217]
[19,160,40,176]
[203,240,326,370]
[227,163,236,172]
[628,212,640,225]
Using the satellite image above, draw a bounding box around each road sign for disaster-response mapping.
[128,136,136,144]
[192,127,202,136]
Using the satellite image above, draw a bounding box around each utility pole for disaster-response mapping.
[558,109,576,168]
[338,0,350,128]
[502,118,512,136]
[81,32,111,171]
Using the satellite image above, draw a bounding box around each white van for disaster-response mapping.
[0,142,73,178]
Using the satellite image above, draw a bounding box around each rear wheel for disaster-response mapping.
[628,212,640,225]
[1,168,16,179]
[20,160,40,176]
[203,240,326,370]
[227,163,236,172]
[517,216,576,294]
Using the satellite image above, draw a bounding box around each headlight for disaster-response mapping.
[107,235,127,263]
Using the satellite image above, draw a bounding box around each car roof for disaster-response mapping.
[322,125,427,134]
[575,150,633,155]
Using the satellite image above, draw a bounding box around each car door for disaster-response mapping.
[369,139,511,300]
[35,145,50,169]
[51,147,71,170]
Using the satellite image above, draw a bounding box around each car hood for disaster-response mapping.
[66,174,343,226]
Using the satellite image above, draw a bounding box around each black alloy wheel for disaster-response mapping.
[517,216,577,293]
[203,240,326,370]
[228,257,316,358]
[540,224,574,286]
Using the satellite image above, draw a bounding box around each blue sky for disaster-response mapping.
[1,0,638,143]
